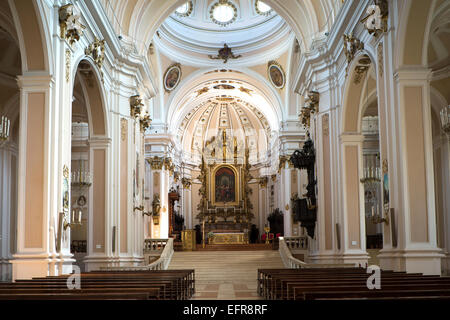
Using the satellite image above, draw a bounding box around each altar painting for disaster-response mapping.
[214,166,237,204]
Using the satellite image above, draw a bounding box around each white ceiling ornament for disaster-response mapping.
[210,0,238,27]
[175,1,193,18]
[255,0,273,16]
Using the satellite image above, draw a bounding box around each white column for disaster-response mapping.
[0,143,17,281]
[280,164,292,236]
[183,184,192,229]
[441,134,450,274]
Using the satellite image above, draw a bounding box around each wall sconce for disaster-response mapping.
[369,208,389,225]
[0,115,10,146]
[63,210,83,230]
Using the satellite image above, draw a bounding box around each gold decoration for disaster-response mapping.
[299,91,320,130]
[258,176,268,188]
[353,65,370,84]
[195,87,209,97]
[278,155,292,173]
[181,177,192,189]
[285,204,290,211]
[271,174,277,182]
[120,118,128,141]
[63,165,69,179]
[139,114,152,132]
[65,50,71,83]
[148,156,164,170]
[377,42,384,78]
[130,95,144,118]
[343,33,364,68]
[382,159,388,174]
[208,43,242,63]
[322,113,329,136]
[58,4,86,45]
[85,37,105,70]
[239,87,252,95]
[174,172,180,183]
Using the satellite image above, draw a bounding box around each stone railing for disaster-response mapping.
[102,238,174,271]
[283,236,308,250]
[279,236,357,269]
[144,238,169,252]
[278,237,307,269]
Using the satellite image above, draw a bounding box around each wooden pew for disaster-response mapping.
[257,268,450,300]
[1,269,195,300]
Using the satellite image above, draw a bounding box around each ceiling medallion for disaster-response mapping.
[210,0,238,27]
[255,0,273,16]
[163,63,182,92]
[208,43,242,63]
[267,60,285,89]
[175,1,193,18]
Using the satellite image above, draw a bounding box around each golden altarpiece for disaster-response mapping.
[196,130,254,245]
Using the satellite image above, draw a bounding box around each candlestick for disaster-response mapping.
[78,210,82,223]
[371,206,375,217]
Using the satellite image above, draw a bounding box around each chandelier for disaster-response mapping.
[0,115,10,145]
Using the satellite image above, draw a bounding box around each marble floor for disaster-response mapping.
[168,250,284,300]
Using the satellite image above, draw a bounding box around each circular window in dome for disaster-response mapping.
[210,1,238,26]
[255,0,273,16]
[175,1,193,17]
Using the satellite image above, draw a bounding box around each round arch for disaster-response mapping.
[8,0,50,73]
[71,57,109,138]
[396,0,437,66]
[165,66,284,135]
[341,50,377,134]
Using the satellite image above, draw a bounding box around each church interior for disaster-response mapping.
[0,0,450,302]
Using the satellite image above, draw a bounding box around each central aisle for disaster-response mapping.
[168,250,284,300]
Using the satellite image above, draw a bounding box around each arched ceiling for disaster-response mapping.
[427,0,450,70]
[167,68,279,164]
[100,0,342,56]
[179,96,270,164]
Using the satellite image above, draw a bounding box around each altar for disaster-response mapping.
[209,232,246,244]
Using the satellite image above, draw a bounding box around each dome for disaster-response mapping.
[155,0,293,66]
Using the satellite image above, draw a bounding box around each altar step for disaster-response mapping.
[169,250,284,299]
[195,243,274,251]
